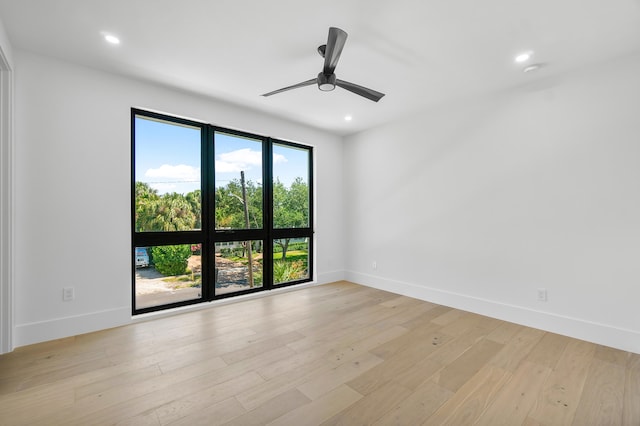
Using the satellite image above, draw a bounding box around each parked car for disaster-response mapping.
[135,247,149,268]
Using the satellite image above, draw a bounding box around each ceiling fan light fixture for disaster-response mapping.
[317,72,336,91]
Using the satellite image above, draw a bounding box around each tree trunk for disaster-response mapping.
[281,238,290,260]
[240,171,254,288]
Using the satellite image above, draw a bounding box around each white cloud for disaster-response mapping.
[215,160,243,173]
[273,153,287,164]
[215,148,288,173]
[145,164,200,181]
[216,148,258,172]
[219,148,261,164]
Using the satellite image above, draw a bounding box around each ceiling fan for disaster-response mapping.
[262,27,385,102]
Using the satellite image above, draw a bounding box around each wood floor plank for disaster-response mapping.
[220,331,305,364]
[378,300,442,327]
[368,321,446,360]
[116,409,161,426]
[153,371,263,425]
[437,312,501,337]
[320,382,412,426]
[297,352,384,400]
[379,294,427,308]
[425,365,511,426]
[0,381,76,424]
[152,333,254,372]
[432,338,504,392]
[222,389,311,426]
[488,327,545,372]
[594,344,630,366]
[527,339,595,425]
[431,307,465,326]
[347,328,450,396]
[324,324,409,365]
[0,351,113,394]
[390,355,442,391]
[374,380,453,425]
[166,396,246,426]
[623,354,640,425]
[426,325,491,367]
[267,384,362,426]
[0,345,110,391]
[485,321,523,345]
[399,304,452,330]
[255,344,330,380]
[74,363,164,400]
[474,361,551,425]
[235,356,332,411]
[284,301,411,359]
[524,332,571,369]
[572,357,625,425]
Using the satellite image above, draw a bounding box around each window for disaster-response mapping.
[132,109,313,314]
[272,142,312,285]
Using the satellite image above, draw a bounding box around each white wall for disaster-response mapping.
[13,50,344,347]
[344,53,640,353]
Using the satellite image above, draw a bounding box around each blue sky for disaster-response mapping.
[135,116,309,195]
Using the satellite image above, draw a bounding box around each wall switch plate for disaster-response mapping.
[372,261,377,270]
[537,288,547,302]
[63,287,74,301]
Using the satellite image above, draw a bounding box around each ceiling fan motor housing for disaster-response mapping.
[317,72,336,91]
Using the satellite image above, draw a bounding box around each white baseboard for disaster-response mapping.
[346,271,640,354]
[317,270,345,285]
[14,307,131,348]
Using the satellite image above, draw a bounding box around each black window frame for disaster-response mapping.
[131,108,313,314]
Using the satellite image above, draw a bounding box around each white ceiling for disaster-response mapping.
[1,0,640,135]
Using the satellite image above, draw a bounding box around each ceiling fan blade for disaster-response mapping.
[261,78,317,97]
[335,79,385,102]
[323,27,348,75]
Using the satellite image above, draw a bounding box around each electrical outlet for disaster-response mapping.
[63,287,75,302]
[537,288,547,302]
[372,261,377,270]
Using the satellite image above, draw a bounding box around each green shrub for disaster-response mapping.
[289,242,307,251]
[252,268,264,286]
[273,259,306,284]
[151,244,191,276]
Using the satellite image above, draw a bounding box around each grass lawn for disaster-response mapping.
[273,250,308,263]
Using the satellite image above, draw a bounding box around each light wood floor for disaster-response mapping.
[1,281,638,425]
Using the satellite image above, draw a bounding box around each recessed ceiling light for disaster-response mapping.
[104,34,120,45]
[515,51,532,63]
[344,115,352,121]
